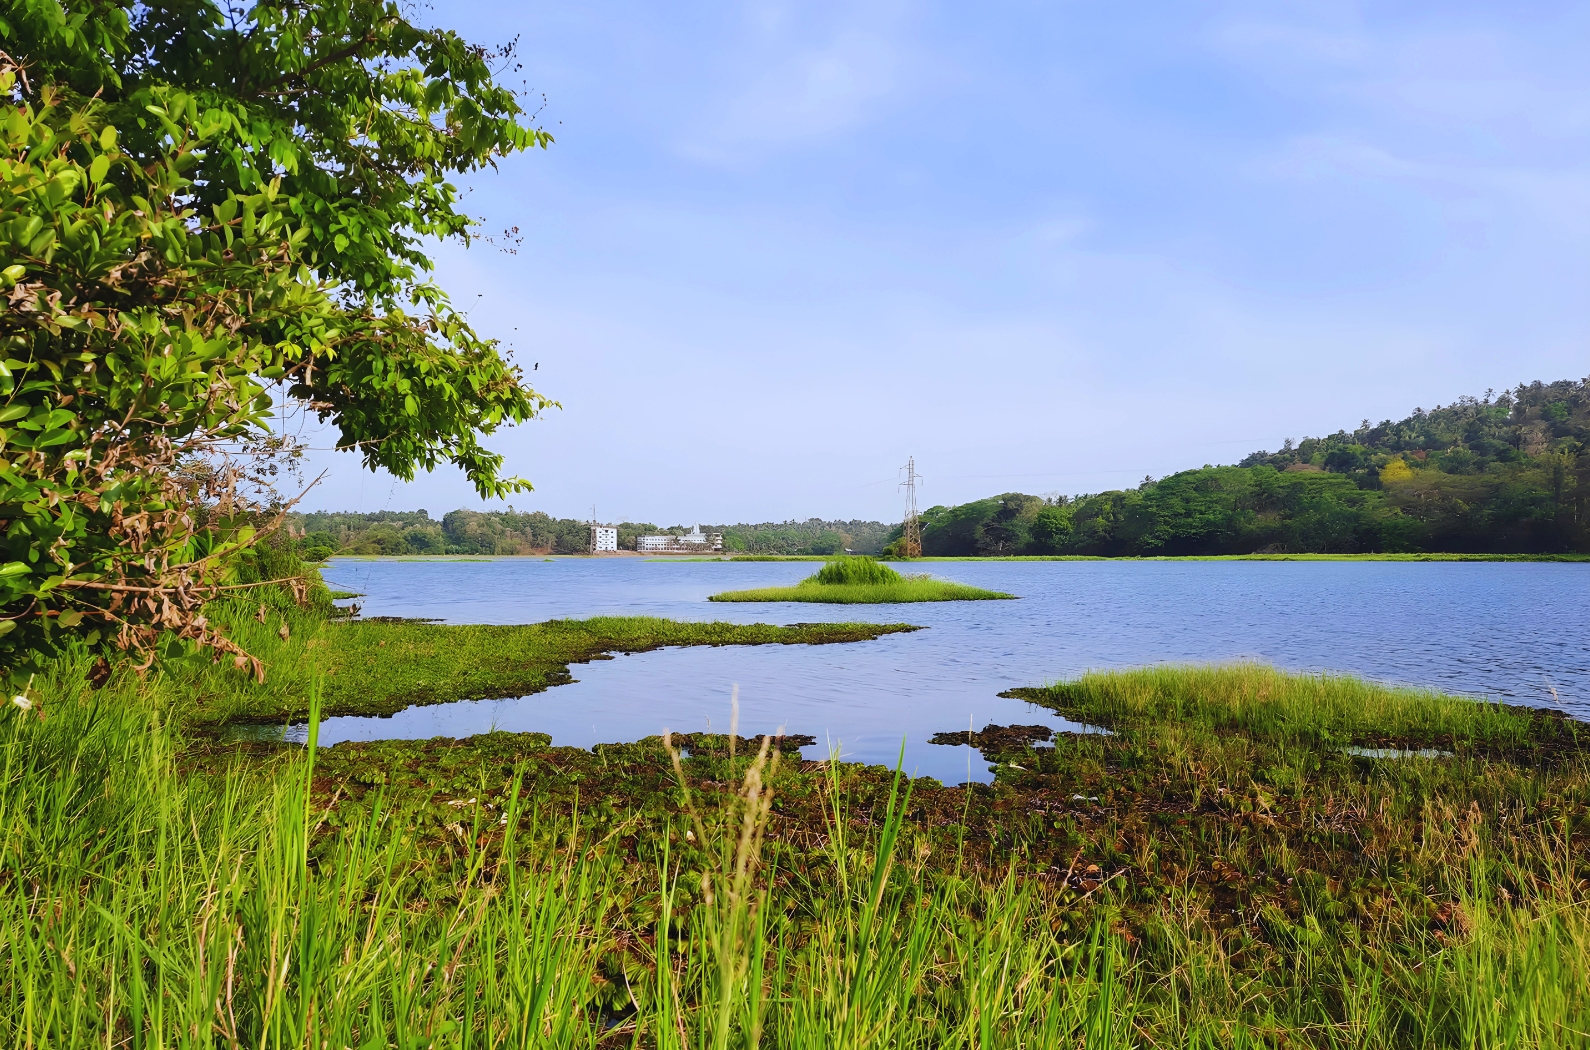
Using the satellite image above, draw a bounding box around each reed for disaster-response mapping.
[2,654,1586,1047]
[0,680,1126,1048]
[814,557,903,586]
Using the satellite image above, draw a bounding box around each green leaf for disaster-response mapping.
[36,429,77,448]
[89,154,110,184]
[58,610,83,627]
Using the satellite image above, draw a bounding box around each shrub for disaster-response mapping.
[814,557,903,586]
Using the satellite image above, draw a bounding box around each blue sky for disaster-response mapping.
[293,0,1590,524]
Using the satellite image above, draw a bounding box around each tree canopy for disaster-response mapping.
[0,0,552,677]
[886,378,1590,558]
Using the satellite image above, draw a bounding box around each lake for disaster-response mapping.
[315,557,1590,784]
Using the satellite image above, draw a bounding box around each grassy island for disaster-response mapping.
[710,555,1015,603]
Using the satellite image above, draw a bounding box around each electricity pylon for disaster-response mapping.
[899,457,922,559]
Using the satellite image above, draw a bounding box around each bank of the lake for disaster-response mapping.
[170,599,916,726]
[9,647,1588,1047]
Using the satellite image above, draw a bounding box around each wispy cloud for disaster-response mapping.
[675,1,918,162]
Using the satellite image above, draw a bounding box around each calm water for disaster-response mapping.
[310,558,1590,784]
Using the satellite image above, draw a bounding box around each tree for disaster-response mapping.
[0,1,553,679]
[1029,506,1072,553]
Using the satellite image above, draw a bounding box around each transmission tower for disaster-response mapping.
[899,456,922,559]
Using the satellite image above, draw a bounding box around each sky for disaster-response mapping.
[292,0,1590,525]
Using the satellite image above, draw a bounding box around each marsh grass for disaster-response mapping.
[712,557,1014,603]
[152,598,917,724]
[2,673,1130,1049]
[4,648,1587,1047]
[1010,663,1568,748]
[814,557,903,586]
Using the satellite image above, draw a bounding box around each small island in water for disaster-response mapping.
[709,556,1014,603]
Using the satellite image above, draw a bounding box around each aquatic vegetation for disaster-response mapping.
[711,556,1015,603]
[815,556,904,585]
[157,598,920,725]
[5,656,1585,1045]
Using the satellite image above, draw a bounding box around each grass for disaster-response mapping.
[158,593,918,725]
[711,556,1015,603]
[3,657,1587,1046]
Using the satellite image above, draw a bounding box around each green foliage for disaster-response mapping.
[1029,505,1073,552]
[718,519,890,555]
[295,508,596,555]
[814,556,902,586]
[1241,379,1590,475]
[0,3,554,675]
[289,510,896,556]
[0,69,335,674]
[892,378,1590,556]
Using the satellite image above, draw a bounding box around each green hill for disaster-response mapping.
[886,378,1590,557]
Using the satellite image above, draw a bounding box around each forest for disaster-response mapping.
[293,511,892,557]
[884,378,1590,557]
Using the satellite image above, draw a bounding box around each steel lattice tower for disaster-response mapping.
[899,457,922,559]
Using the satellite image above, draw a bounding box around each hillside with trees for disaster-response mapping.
[883,378,1590,557]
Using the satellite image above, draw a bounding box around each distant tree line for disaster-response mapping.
[720,520,891,555]
[291,511,891,557]
[883,378,1590,557]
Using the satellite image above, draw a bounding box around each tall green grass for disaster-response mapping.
[1015,663,1567,746]
[3,660,1587,1046]
[0,674,1123,1048]
[814,557,904,586]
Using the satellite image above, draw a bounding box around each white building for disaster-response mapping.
[637,525,723,553]
[589,525,618,553]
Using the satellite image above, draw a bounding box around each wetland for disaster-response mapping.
[6,556,1589,1046]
